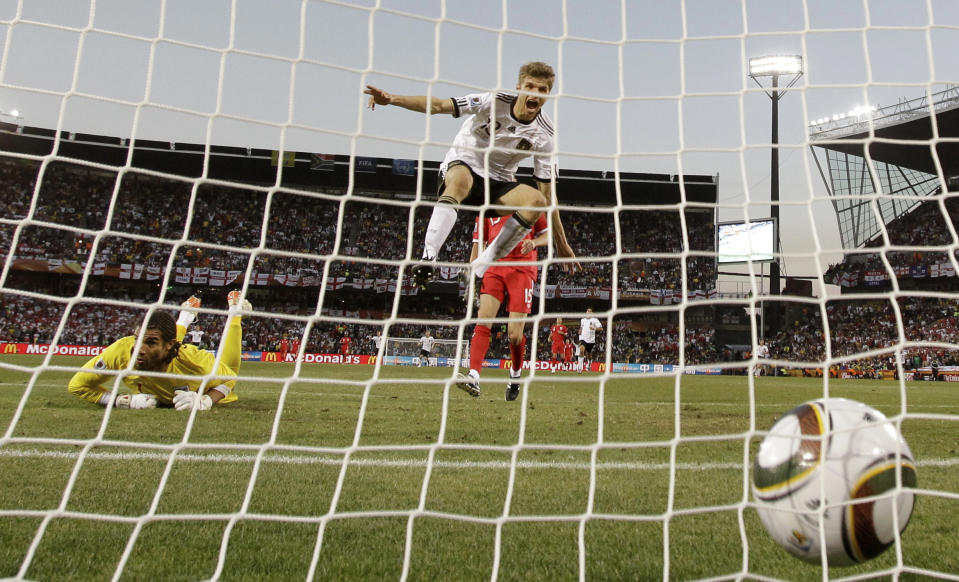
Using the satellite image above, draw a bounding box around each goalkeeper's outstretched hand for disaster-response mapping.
[173,390,213,411]
[114,394,158,409]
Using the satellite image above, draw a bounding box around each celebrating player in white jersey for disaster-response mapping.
[364,61,577,287]
[370,330,384,355]
[186,327,204,347]
[755,339,770,376]
[418,330,435,367]
[578,307,603,373]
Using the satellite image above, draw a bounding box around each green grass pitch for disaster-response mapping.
[1,355,957,581]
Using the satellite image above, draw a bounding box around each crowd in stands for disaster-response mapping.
[824,197,959,287]
[5,281,959,372]
[763,296,959,374]
[6,157,959,372]
[1,159,717,292]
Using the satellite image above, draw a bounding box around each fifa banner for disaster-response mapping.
[527,284,716,304]
[537,285,717,304]
[831,261,957,287]
[8,259,718,300]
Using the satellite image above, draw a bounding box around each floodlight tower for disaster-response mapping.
[748,55,803,306]
[0,108,23,133]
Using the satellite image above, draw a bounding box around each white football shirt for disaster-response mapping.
[443,92,556,183]
[420,335,435,353]
[579,317,602,343]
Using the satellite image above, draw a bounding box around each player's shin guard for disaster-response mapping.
[509,337,526,375]
[422,197,458,260]
[473,212,532,276]
[469,325,491,372]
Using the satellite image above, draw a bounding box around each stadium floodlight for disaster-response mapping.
[748,54,803,330]
[0,108,22,133]
[748,55,804,77]
[0,108,22,124]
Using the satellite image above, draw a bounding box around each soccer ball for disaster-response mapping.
[752,398,917,566]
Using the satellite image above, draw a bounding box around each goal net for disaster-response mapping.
[0,1,956,581]
[384,338,469,367]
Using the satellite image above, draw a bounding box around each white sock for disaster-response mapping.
[469,369,480,380]
[176,311,196,328]
[423,205,458,260]
[473,215,531,276]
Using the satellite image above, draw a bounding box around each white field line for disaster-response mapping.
[14,383,959,410]
[1,447,957,471]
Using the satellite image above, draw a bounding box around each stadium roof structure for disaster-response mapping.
[808,85,959,249]
[0,124,718,208]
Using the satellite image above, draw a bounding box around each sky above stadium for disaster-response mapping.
[1,0,958,296]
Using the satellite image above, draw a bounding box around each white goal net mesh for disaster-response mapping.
[0,1,957,581]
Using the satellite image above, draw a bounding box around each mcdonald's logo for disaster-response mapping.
[503,359,512,370]
[597,363,606,373]
[3,343,18,354]
[368,356,377,365]
[264,352,278,362]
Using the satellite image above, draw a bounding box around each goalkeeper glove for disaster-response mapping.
[114,393,158,409]
[172,390,213,411]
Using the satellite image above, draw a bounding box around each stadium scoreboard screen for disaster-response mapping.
[716,219,776,264]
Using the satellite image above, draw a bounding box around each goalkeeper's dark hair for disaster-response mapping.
[140,311,181,366]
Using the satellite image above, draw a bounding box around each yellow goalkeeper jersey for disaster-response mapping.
[68,335,238,406]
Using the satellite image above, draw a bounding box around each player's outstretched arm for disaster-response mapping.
[68,339,154,408]
[171,349,237,411]
[364,85,454,115]
[539,181,579,271]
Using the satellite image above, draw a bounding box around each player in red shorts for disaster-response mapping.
[291,337,301,359]
[457,213,548,400]
[549,317,568,373]
[278,336,290,362]
[339,334,352,355]
[563,337,575,370]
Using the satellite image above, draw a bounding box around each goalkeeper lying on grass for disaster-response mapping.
[67,291,250,411]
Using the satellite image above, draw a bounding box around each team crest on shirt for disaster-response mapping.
[469,96,482,106]
[94,358,106,370]
[517,139,532,151]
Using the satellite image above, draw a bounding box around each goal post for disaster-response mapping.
[383,337,469,366]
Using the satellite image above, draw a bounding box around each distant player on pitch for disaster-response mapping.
[457,213,548,400]
[370,330,384,355]
[418,329,435,367]
[578,307,603,373]
[67,291,252,411]
[186,326,204,349]
[549,317,568,373]
[563,337,575,370]
[364,61,577,287]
